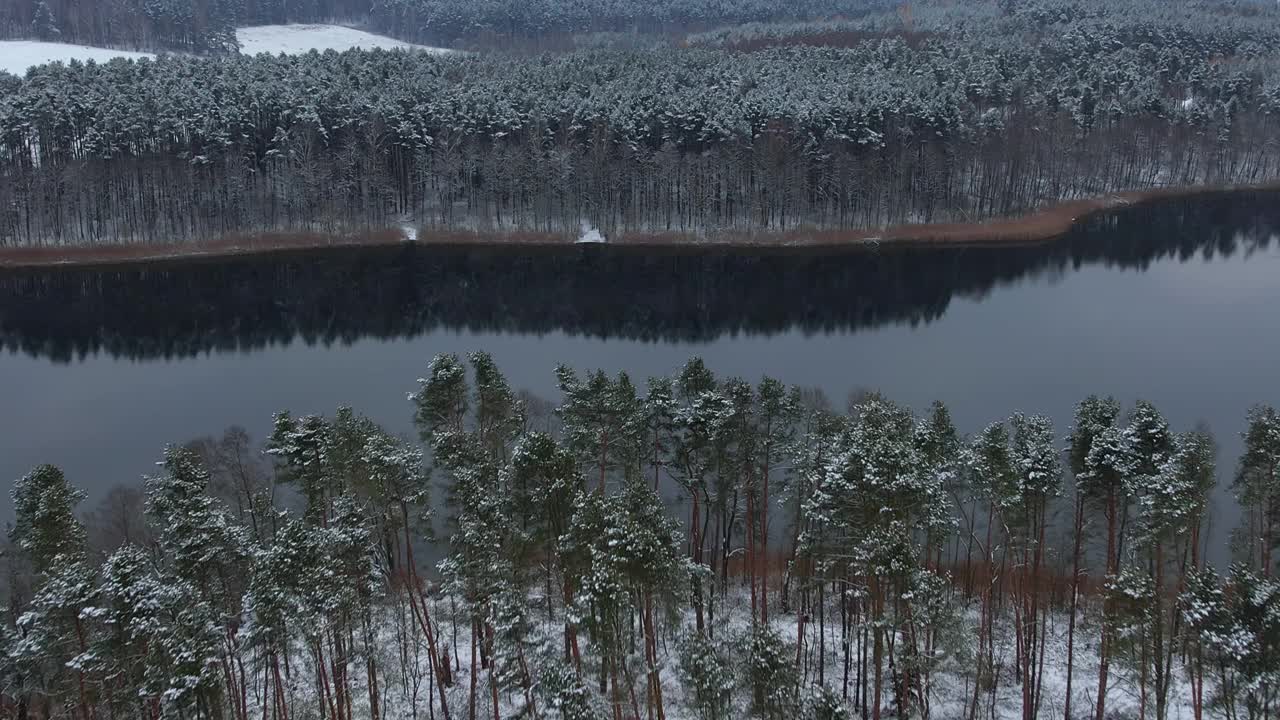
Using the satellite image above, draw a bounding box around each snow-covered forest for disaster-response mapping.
[4,0,1280,245]
[0,0,371,52]
[1,0,890,51]
[2,353,1278,720]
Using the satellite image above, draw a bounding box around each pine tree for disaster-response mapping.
[556,366,644,494]
[915,401,962,574]
[537,653,605,720]
[805,683,853,720]
[1181,564,1280,719]
[8,465,93,719]
[965,421,1017,718]
[804,396,948,720]
[742,625,799,720]
[243,514,309,720]
[1132,430,1215,720]
[12,558,97,720]
[31,0,60,41]
[145,446,251,720]
[10,466,86,576]
[720,378,761,622]
[266,411,341,523]
[1070,397,1122,480]
[617,480,690,720]
[753,377,798,626]
[93,547,223,719]
[671,371,730,636]
[1065,394,1120,720]
[469,351,525,461]
[1081,423,1138,720]
[560,478,688,720]
[1008,412,1061,720]
[642,376,678,491]
[412,353,469,442]
[434,432,507,720]
[146,446,250,603]
[677,632,733,720]
[780,398,844,620]
[1236,405,1280,576]
[508,431,584,661]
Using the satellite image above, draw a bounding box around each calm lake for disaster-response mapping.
[2,192,1278,564]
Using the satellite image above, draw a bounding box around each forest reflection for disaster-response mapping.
[1,191,1277,363]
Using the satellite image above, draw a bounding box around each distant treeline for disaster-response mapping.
[2,0,246,52]
[689,0,1280,52]
[4,0,1276,54]
[366,0,897,46]
[0,192,1274,362]
[3,0,1280,246]
[2,0,373,51]
[0,0,895,52]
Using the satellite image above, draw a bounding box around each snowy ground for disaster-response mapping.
[235,24,450,56]
[0,25,446,77]
[0,40,153,76]
[262,588,1201,720]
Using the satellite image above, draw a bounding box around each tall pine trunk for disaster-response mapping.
[1096,489,1118,720]
[760,438,771,625]
[1065,493,1084,720]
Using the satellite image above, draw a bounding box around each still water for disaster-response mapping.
[1,193,1278,563]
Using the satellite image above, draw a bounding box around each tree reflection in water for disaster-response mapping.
[1,191,1276,363]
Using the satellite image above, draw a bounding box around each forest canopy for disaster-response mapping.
[3,354,1279,720]
[1,0,900,50]
[3,0,1280,245]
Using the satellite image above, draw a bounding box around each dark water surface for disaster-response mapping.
[2,193,1278,563]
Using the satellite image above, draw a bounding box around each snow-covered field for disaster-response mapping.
[235,24,449,56]
[0,40,153,76]
[0,25,446,76]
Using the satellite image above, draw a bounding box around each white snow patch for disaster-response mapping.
[400,223,418,242]
[0,26,447,77]
[0,40,153,76]
[235,24,450,56]
[576,221,607,244]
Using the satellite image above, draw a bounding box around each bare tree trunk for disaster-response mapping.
[1065,493,1085,720]
[609,652,624,720]
[872,576,884,720]
[1191,519,1204,720]
[1096,490,1118,720]
[691,488,705,634]
[643,592,665,720]
[818,576,827,686]
[72,614,94,720]
[402,507,454,720]
[316,642,338,720]
[760,439,772,626]
[272,654,290,720]
[1139,620,1148,720]
[488,624,499,720]
[842,578,852,702]
[747,484,758,623]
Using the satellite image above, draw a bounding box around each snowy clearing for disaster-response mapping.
[235,24,450,56]
[0,25,447,77]
[0,40,153,76]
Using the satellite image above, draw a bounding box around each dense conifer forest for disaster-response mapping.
[1,0,894,51]
[3,351,1279,720]
[4,3,1280,719]
[3,0,1280,246]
